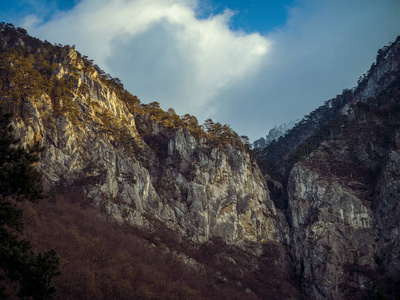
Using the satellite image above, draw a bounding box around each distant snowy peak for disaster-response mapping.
[253,119,299,149]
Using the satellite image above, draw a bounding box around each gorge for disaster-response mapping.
[1,23,400,299]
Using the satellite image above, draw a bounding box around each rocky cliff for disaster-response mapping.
[0,24,300,298]
[2,36,286,248]
[2,22,400,299]
[279,36,400,299]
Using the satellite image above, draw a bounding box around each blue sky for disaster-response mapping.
[0,0,75,23]
[197,0,296,33]
[1,0,399,141]
[1,0,294,33]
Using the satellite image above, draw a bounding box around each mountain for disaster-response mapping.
[1,21,400,299]
[253,119,299,149]
[0,22,299,299]
[259,37,400,172]
[257,35,400,299]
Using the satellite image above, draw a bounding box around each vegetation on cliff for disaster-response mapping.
[256,35,400,299]
[0,109,59,299]
[0,22,251,153]
[4,20,400,300]
[0,22,299,299]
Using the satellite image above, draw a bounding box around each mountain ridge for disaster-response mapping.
[1,21,400,299]
[257,35,400,174]
[0,22,301,298]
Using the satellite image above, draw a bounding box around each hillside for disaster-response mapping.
[0,22,299,299]
[257,35,400,299]
[1,21,400,299]
[259,36,400,174]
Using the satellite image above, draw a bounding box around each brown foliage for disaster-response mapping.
[20,190,263,299]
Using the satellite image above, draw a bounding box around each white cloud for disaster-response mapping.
[214,0,400,140]
[20,0,400,141]
[23,0,270,119]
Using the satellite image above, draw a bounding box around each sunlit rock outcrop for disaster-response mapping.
[6,44,284,247]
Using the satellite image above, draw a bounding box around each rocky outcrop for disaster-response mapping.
[162,131,282,244]
[261,36,400,170]
[3,23,400,299]
[287,133,400,298]
[353,36,400,103]
[0,26,301,297]
[288,164,376,299]
[6,45,285,249]
[285,36,400,299]
[374,141,400,277]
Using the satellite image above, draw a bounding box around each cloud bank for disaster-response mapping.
[23,0,269,119]
[213,0,400,139]
[19,0,400,140]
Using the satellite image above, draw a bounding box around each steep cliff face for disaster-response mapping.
[288,164,376,299]
[287,135,400,298]
[260,37,400,172]
[0,26,286,249]
[0,25,305,298]
[353,38,400,103]
[161,132,283,244]
[284,36,400,299]
[3,23,400,299]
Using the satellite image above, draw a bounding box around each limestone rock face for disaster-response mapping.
[160,130,285,244]
[4,24,400,299]
[353,38,400,102]
[288,164,376,299]
[8,46,284,248]
[374,146,400,276]
[284,36,400,299]
[287,137,400,299]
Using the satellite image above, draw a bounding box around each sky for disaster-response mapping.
[1,0,399,141]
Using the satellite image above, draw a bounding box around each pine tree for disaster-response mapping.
[0,110,60,299]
